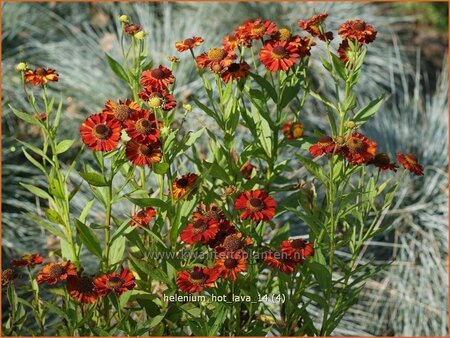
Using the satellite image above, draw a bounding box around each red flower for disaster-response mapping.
[222,34,242,51]
[102,99,140,123]
[221,62,250,83]
[289,35,316,57]
[195,47,236,71]
[37,261,77,285]
[124,109,160,145]
[240,161,255,179]
[281,239,314,262]
[80,113,122,152]
[368,152,398,172]
[396,153,424,176]
[338,19,377,44]
[2,269,18,286]
[67,275,99,304]
[234,189,276,222]
[124,23,142,35]
[341,132,377,165]
[309,136,338,157]
[175,36,204,52]
[282,121,304,140]
[125,139,162,167]
[214,251,247,281]
[298,13,333,41]
[172,173,199,200]
[215,232,253,254]
[180,218,219,245]
[93,269,136,296]
[140,66,174,91]
[271,28,292,42]
[138,88,177,111]
[176,266,219,293]
[131,207,157,228]
[11,253,43,267]
[263,251,298,274]
[24,67,59,86]
[259,40,300,72]
[236,18,277,41]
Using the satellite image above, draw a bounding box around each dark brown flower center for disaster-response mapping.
[291,239,306,249]
[135,118,153,134]
[138,144,155,157]
[207,48,226,62]
[113,104,132,121]
[78,277,94,293]
[224,258,238,269]
[106,276,123,289]
[251,24,266,36]
[272,46,287,59]
[353,21,365,31]
[35,67,47,76]
[210,63,224,74]
[151,68,165,79]
[48,264,64,278]
[246,198,264,211]
[189,271,206,284]
[204,210,219,221]
[346,137,364,153]
[192,220,208,234]
[184,38,195,46]
[21,254,34,262]
[222,234,243,252]
[227,63,240,72]
[93,124,112,140]
[176,178,189,188]
[373,153,391,166]
[136,210,147,218]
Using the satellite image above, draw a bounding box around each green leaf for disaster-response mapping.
[56,139,74,154]
[331,53,348,81]
[79,199,95,223]
[74,219,102,258]
[249,72,277,102]
[79,171,108,187]
[19,183,51,200]
[185,128,204,147]
[45,208,64,225]
[153,162,169,175]
[306,261,331,293]
[22,147,46,174]
[105,53,128,82]
[297,156,328,185]
[353,95,386,126]
[9,105,40,126]
[127,197,167,211]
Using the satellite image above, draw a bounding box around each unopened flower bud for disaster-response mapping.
[134,31,147,40]
[160,126,170,137]
[119,15,129,23]
[334,135,346,145]
[183,104,192,113]
[16,62,27,72]
[240,161,255,179]
[168,56,180,63]
[345,120,356,129]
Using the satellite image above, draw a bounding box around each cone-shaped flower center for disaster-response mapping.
[246,198,264,211]
[176,178,188,188]
[346,137,364,153]
[93,124,112,140]
[35,67,47,76]
[272,46,288,59]
[135,118,153,134]
[113,104,132,121]
[405,154,418,164]
[106,276,123,289]
[291,238,306,249]
[184,38,195,46]
[147,95,163,109]
[189,271,206,284]
[352,21,365,31]
[222,234,243,252]
[373,152,390,166]
[78,277,94,293]
[136,210,148,218]
[192,219,208,234]
[150,68,165,79]
[227,63,240,72]
[48,264,64,278]
[251,24,266,36]
[224,258,238,269]
[207,48,226,62]
[277,28,291,42]
[204,210,219,221]
[138,144,155,157]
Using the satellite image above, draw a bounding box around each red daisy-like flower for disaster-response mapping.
[368,152,398,172]
[176,266,219,293]
[337,39,351,63]
[289,35,316,57]
[175,36,204,52]
[172,173,199,200]
[102,99,140,123]
[263,251,298,274]
[222,33,246,51]
[180,217,219,245]
[131,207,157,228]
[234,189,276,222]
[214,251,247,281]
[67,275,99,304]
[259,40,300,72]
[215,232,253,255]
[124,23,142,35]
[140,66,174,91]
[93,269,136,296]
[138,88,177,112]
[396,153,424,176]
[282,121,304,140]
[195,47,236,71]
[240,161,255,180]
[341,132,377,165]
[236,18,277,41]
[125,139,162,167]
[37,261,77,285]
[24,67,59,86]
[338,19,377,44]
[281,238,314,262]
[2,269,18,286]
[221,62,250,83]
[11,253,43,267]
[298,12,334,41]
[271,28,292,42]
[309,135,337,157]
[124,109,160,145]
[80,113,122,152]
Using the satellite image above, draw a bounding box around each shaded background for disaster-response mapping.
[2,2,448,336]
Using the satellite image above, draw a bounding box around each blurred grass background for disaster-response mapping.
[2,2,448,336]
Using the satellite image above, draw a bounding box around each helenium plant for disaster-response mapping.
[3,13,425,336]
